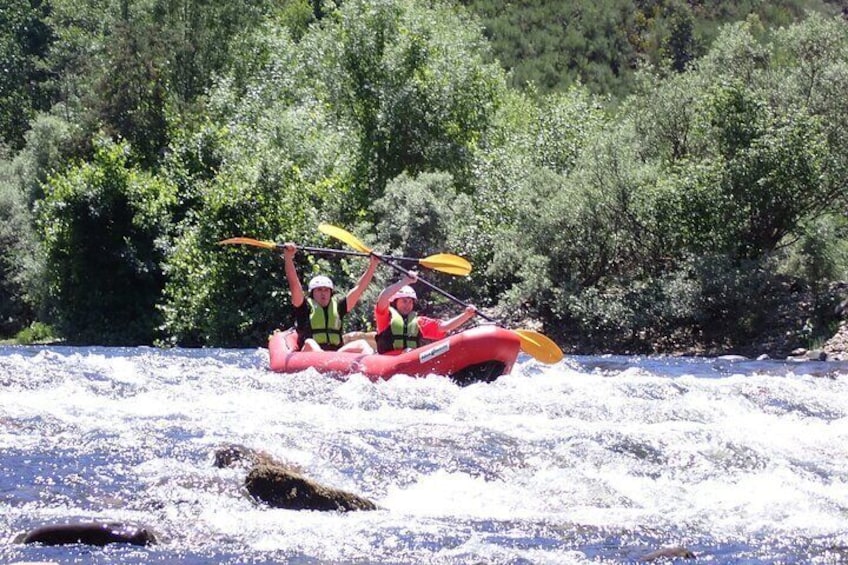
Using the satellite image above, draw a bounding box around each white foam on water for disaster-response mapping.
[3,345,848,563]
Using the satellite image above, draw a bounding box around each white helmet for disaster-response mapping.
[307,275,334,292]
[391,285,417,301]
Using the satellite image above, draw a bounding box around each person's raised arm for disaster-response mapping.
[437,305,477,334]
[345,253,381,311]
[282,243,305,308]
[376,271,418,313]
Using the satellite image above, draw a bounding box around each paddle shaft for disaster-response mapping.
[315,223,563,363]
[296,245,436,265]
[379,257,496,323]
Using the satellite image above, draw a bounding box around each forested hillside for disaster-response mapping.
[460,0,845,95]
[2,0,847,355]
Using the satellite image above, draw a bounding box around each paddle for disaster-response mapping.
[318,224,564,364]
[218,236,472,276]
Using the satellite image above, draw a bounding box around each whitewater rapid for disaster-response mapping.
[2,345,847,563]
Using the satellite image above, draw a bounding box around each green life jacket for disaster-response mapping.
[304,297,343,349]
[376,306,420,353]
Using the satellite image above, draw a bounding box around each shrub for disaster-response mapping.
[38,138,176,344]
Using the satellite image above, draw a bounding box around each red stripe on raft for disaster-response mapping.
[268,325,521,383]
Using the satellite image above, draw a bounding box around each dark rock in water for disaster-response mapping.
[639,546,696,561]
[787,348,828,362]
[245,462,377,512]
[717,355,748,362]
[214,444,249,468]
[214,443,303,473]
[17,522,156,546]
[214,443,375,512]
[213,443,272,468]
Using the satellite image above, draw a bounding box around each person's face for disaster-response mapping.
[394,297,415,315]
[312,287,332,307]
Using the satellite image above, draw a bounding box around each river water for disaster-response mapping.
[1,345,847,564]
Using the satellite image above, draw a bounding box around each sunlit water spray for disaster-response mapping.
[2,345,848,563]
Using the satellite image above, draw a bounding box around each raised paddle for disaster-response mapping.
[316,224,473,277]
[218,236,472,276]
[318,224,564,364]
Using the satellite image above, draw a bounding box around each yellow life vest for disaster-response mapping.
[306,297,343,348]
[376,307,420,353]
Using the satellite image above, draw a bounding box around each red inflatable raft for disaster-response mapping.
[268,325,521,385]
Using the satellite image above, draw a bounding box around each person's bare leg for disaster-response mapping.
[339,340,373,354]
[301,338,323,352]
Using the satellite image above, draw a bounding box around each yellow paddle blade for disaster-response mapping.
[419,253,472,276]
[513,329,564,364]
[218,237,279,250]
[320,223,473,275]
[318,223,372,253]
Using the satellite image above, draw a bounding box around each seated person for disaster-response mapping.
[283,242,379,353]
[374,271,476,354]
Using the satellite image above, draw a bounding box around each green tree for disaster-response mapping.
[29,0,272,167]
[0,154,35,335]
[152,0,269,105]
[304,0,506,211]
[481,14,848,351]
[663,0,696,72]
[0,114,74,337]
[0,0,53,149]
[373,172,460,257]
[161,59,361,345]
[39,139,176,344]
[96,19,170,168]
[468,86,607,309]
[160,157,326,347]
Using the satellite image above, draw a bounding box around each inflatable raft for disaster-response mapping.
[268,325,521,385]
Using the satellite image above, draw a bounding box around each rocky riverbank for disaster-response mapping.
[821,321,848,361]
[538,281,848,362]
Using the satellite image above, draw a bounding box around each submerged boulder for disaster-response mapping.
[213,443,281,470]
[639,546,696,561]
[16,521,156,546]
[215,443,376,512]
[245,463,377,512]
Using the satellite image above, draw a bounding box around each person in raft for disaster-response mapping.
[283,242,380,354]
[374,270,477,354]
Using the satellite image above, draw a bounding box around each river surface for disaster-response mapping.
[2,345,848,564]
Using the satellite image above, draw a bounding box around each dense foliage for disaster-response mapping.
[0,0,53,150]
[460,0,843,95]
[1,0,847,355]
[38,139,175,344]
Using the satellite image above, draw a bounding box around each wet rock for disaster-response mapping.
[16,522,155,546]
[807,349,827,361]
[213,444,251,468]
[214,443,376,512]
[639,546,696,561]
[823,321,848,361]
[245,463,377,512]
[787,349,827,362]
[214,443,280,469]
